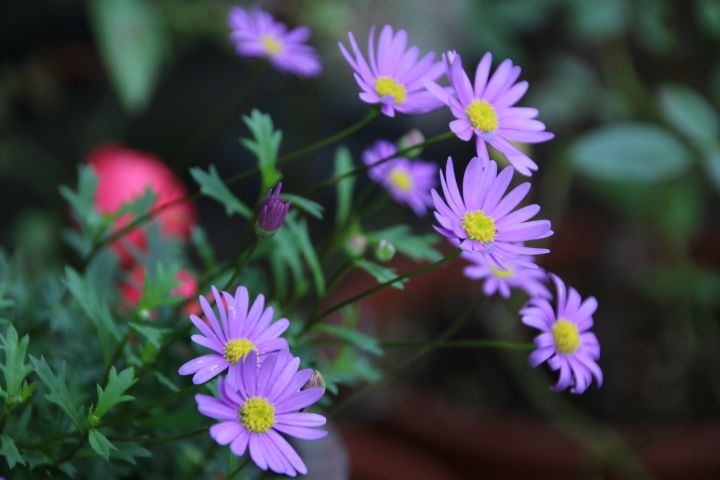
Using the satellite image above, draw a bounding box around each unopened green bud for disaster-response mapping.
[345,233,367,257]
[397,129,425,158]
[375,239,396,262]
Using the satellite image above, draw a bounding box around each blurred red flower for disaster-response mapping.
[87,144,197,265]
[121,265,200,315]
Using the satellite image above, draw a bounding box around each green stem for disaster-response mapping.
[223,239,259,291]
[175,62,267,172]
[107,426,208,445]
[317,338,534,351]
[329,297,485,418]
[225,456,251,480]
[82,109,381,266]
[305,249,461,332]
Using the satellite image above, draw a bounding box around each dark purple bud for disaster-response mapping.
[256,183,291,237]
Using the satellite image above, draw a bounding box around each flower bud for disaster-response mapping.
[304,370,325,390]
[397,129,425,158]
[344,233,367,257]
[256,183,291,237]
[374,239,396,262]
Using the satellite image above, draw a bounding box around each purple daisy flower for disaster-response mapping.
[228,7,322,78]
[462,251,551,299]
[362,139,436,216]
[425,52,553,176]
[432,156,553,268]
[339,25,445,117]
[521,274,602,394]
[196,351,326,477]
[178,286,289,385]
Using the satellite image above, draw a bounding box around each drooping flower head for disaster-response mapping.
[196,351,326,477]
[432,157,553,268]
[462,251,550,299]
[339,25,445,117]
[521,274,602,394]
[257,183,291,236]
[425,52,553,176]
[362,139,436,215]
[228,7,322,77]
[178,286,289,385]
[87,144,197,266]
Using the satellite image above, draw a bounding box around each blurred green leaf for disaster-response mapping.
[191,165,252,219]
[568,0,626,42]
[659,84,719,148]
[334,146,354,226]
[570,123,692,182]
[697,0,720,38]
[314,324,382,356]
[705,149,720,193]
[354,258,405,290]
[191,227,217,271]
[0,325,32,402]
[89,0,169,113]
[91,367,136,421]
[366,225,442,262]
[88,428,117,460]
[64,267,119,359]
[0,434,24,468]
[130,323,172,349]
[285,213,325,296]
[111,442,152,465]
[283,194,324,220]
[639,264,720,308]
[139,263,182,310]
[241,110,283,191]
[30,356,85,430]
[59,166,101,254]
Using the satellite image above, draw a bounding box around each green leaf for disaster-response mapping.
[241,110,283,191]
[697,0,720,38]
[191,227,217,271]
[130,323,172,349]
[191,165,252,219]
[0,434,24,468]
[92,367,137,421]
[366,225,442,262]
[0,325,33,398]
[314,324,382,356]
[285,213,325,296]
[29,356,84,430]
[283,194,324,220]
[153,372,180,392]
[354,258,405,289]
[568,0,626,42]
[88,428,117,460]
[64,267,119,359]
[111,442,152,465]
[334,146,355,226]
[570,123,692,182]
[138,263,182,310]
[659,84,719,148]
[59,166,102,254]
[89,0,169,113]
[705,149,720,193]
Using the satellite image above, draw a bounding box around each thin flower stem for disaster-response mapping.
[223,239,259,291]
[107,426,208,445]
[329,297,485,418]
[316,338,534,351]
[82,109,381,266]
[102,328,132,385]
[225,456,251,480]
[174,62,267,172]
[299,131,455,197]
[305,249,462,332]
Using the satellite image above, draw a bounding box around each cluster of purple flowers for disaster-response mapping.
[339,24,601,394]
[179,286,326,477]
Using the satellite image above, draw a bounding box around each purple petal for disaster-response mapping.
[210,421,242,445]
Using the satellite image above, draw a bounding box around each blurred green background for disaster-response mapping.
[1,0,719,478]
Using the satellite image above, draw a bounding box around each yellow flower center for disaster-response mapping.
[224,338,257,365]
[552,319,580,354]
[389,168,413,191]
[490,264,513,279]
[239,397,276,433]
[375,76,407,104]
[462,210,497,243]
[261,35,284,56]
[465,100,499,132]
